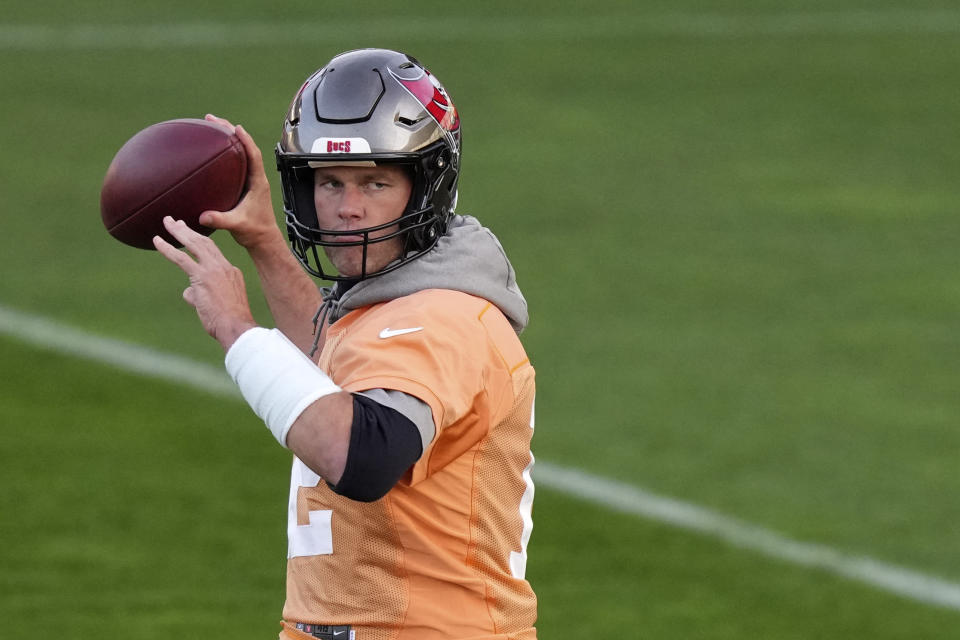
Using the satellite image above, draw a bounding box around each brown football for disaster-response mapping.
[100,118,246,250]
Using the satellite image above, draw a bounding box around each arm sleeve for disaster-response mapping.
[329,393,424,502]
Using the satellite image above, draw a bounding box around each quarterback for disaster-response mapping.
[154,49,538,639]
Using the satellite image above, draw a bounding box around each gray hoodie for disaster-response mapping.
[311,215,528,351]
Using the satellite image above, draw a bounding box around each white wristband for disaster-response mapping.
[224,327,341,447]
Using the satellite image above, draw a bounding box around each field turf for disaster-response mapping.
[2,2,959,637]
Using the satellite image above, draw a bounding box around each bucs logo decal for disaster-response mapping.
[390,67,460,134]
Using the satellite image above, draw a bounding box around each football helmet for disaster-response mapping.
[276,48,462,281]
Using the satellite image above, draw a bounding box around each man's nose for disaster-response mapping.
[337,185,364,220]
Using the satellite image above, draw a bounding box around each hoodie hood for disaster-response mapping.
[314,215,528,339]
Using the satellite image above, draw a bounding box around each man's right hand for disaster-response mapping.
[198,114,286,252]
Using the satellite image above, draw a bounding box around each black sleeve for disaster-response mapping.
[329,393,424,502]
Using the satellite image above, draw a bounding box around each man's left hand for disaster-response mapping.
[154,216,257,351]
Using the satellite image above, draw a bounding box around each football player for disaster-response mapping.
[154,49,537,640]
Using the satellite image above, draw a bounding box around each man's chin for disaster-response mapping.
[330,257,378,279]
[332,264,361,279]
[328,248,401,278]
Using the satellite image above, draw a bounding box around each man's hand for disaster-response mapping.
[154,216,257,351]
[198,114,286,252]
[189,115,324,356]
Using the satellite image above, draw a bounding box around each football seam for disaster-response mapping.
[106,139,244,231]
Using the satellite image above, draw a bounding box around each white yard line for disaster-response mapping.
[1,302,959,611]
[1,11,960,50]
[537,461,960,611]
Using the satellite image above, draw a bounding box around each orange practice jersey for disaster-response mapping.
[280,289,537,640]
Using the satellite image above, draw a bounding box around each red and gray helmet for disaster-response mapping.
[276,48,462,281]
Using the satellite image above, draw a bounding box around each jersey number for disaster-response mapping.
[287,457,333,558]
[509,398,536,579]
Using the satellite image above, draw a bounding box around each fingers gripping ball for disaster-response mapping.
[100,118,247,250]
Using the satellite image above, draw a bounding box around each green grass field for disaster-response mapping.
[2,1,960,637]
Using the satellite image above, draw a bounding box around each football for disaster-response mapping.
[100,118,247,250]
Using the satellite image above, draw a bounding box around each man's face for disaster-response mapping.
[313,165,413,278]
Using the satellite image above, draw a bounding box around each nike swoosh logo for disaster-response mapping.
[379,326,424,339]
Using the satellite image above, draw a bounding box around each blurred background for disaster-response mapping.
[2,1,959,637]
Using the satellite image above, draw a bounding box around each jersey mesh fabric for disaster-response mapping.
[280,289,537,640]
[468,367,537,634]
[286,474,407,640]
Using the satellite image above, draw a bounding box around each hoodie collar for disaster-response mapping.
[309,215,528,355]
